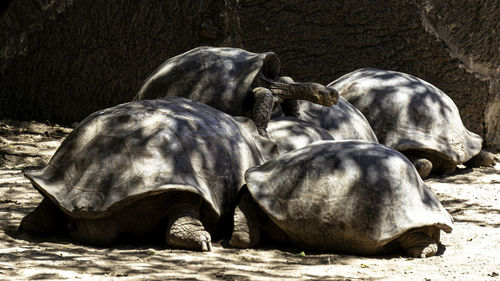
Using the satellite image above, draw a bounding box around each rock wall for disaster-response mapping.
[0,0,234,123]
[418,0,499,149]
[1,0,498,149]
[235,0,497,149]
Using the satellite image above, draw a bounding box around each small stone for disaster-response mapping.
[488,272,499,277]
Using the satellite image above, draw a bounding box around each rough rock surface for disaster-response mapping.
[1,0,498,149]
[418,0,499,149]
[236,0,498,149]
[0,0,237,123]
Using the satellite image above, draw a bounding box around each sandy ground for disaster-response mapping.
[0,119,499,280]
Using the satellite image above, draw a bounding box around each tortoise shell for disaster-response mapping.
[329,68,482,164]
[267,116,334,153]
[24,97,278,220]
[244,140,453,254]
[296,98,378,142]
[134,46,280,116]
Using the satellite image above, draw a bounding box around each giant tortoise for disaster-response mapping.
[330,68,497,178]
[267,116,335,153]
[269,94,377,152]
[274,97,378,142]
[19,97,278,251]
[230,140,453,258]
[134,46,339,138]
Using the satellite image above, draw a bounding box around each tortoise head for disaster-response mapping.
[296,82,339,106]
[266,77,339,106]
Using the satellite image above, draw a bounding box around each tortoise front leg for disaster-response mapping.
[404,155,433,179]
[230,192,261,248]
[19,197,67,236]
[464,150,498,168]
[397,228,439,258]
[230,192,290,248]
[165,195,211,252]
[274,76,301,118]
[250,87,274,138]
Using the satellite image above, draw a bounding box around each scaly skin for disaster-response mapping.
[464,150,498,167]
[404,150,457,179]
[230,193,262,248]
[412,158,433,179]
[257,74,339,106]
[274,76,301,117]
[397,229,438,258]
[251,87,274,139]
[166,201,212,252]
[18,197,66,236]
[250,74,338,138]
[230,192,291,249]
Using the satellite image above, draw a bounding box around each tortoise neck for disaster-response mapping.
[271,81,320,102]
[256,73,293,97]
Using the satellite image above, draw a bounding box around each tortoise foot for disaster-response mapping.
[19,198,66,236]
[200,234,212,252]
[412,158,433,179]
[230,193,261,248]
[166,203,212,252]
[464,150,497,167]
[398,230,438,258]
[407,241,438,258]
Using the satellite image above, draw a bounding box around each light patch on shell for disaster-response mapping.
[446,131,466,159]
[68,191,105,213]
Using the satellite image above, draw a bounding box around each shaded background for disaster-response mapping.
[1,0,498,149]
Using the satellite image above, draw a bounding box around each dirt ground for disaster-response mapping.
[0,119,499,280]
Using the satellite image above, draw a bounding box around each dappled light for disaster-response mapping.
[440,198,500,228]
[243,140,452,255]
[292,98,378,142]
[19,97,279,247]
[1,176,366,280]
[426,163,500,229]
[134,46,280,117]
[133,46,338,140]
[267,117,334,153]
[0,0,498,277]
[1,119,499,279]
[330,68,483,165]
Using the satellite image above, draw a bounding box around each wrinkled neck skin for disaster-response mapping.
[255,73,324,105]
